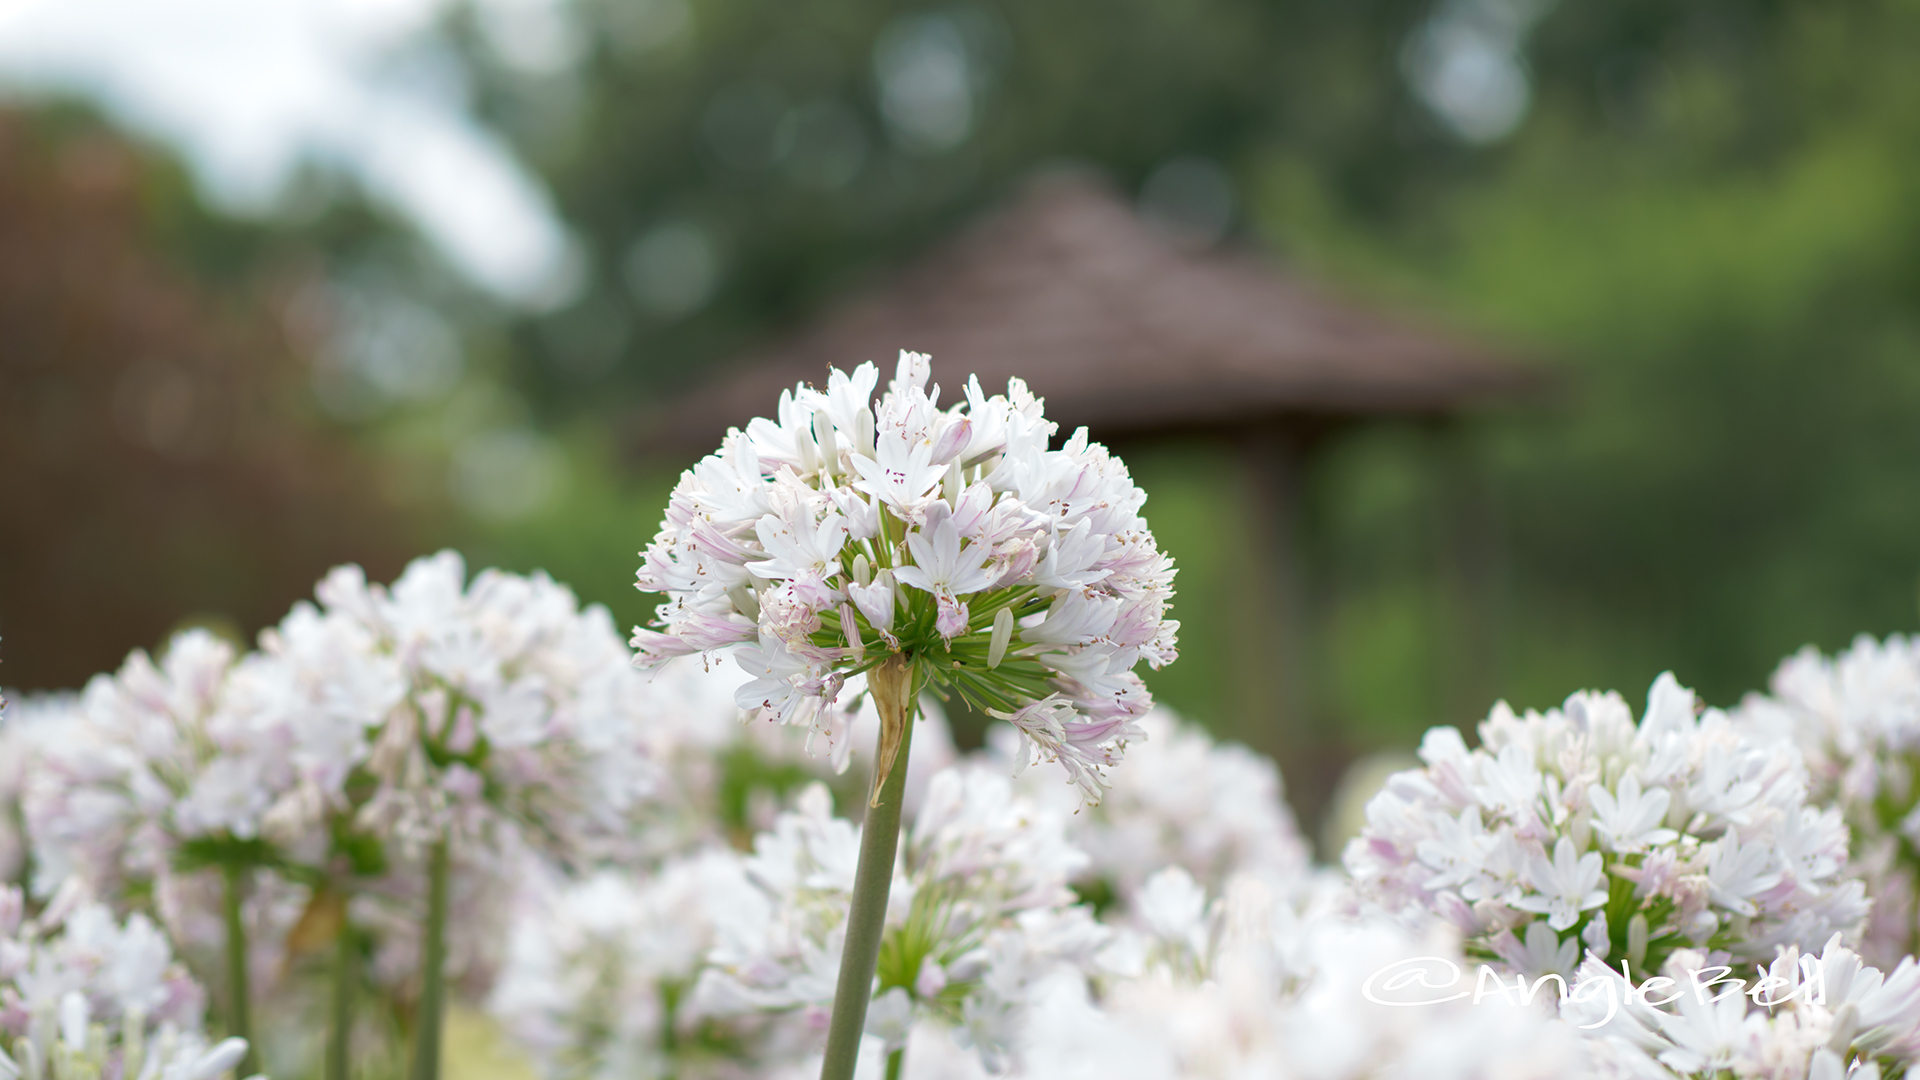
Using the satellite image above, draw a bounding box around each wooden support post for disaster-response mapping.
[1235,425,1313,782]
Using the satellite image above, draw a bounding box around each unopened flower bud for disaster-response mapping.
[852,554,871,587]
[813,407,838,475]
[797,422,819,474]
[727,582,762,620]
[943,461,962,504]
[988,608,1014,669]
[841,604,865,663]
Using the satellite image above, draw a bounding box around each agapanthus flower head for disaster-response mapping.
[1736,634,1920,966]
[696,767,1107,1073]
[632,351,1178,803]
[265,550,664,863]
[1346,674,1867,978]
[12,636,323,1008]
[0,883,250,1080]
[21,630,307,897]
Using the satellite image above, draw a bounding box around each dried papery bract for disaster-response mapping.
[866,656,914,809]
[630,351,1180,1080]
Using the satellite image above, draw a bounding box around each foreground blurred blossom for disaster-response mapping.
[0,884,250,1080]
[1737,635,1920,967]
[1563,934,1920,1080]
[1013,874,1593,1080]
[1346,674,1866,978]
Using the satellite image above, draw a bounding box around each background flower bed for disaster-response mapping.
[7,564,1920,1079]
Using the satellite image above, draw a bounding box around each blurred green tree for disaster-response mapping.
[452,0,1920,815]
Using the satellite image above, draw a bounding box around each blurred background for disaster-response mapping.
[5,0,1920,848]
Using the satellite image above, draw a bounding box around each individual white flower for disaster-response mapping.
[696,767,1104,1074]
[1589,772,1679,854]
[1347,674,1866,977]
[1515,837,1609,931]
[632,352,1179,804]
[1736,634,1920,966]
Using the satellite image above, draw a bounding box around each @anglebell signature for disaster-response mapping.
[1359,954,1829,1029]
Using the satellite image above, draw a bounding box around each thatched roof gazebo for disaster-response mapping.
[634,175,1540,837]
[634,175,1536,452]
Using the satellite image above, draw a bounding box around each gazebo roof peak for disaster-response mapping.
[635,173,1539,457]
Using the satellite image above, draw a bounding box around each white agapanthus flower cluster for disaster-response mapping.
[0,885,248,1080]
[22,631,273,898]
[265,551,662,862]
[1001,706,1309,917]
[1563,934,1920,1080]
[632,352,1178,803]
[1736,635,1920,966]
[1346,674,1867,977]
[17,635,311,1001]
[697,769,1106,1073]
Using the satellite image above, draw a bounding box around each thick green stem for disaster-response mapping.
[885,1047,905,1080]
[221,865,258,1077]
[411,839,450,1080]
[327,909,355,1080]
[819,659,917,1080]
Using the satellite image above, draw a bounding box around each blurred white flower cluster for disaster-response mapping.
[0,884,246,1080]
[23,630,275,899]
[999,707,1310,922]
[3,551,679,1068]
[1737,635,1920,967]
[632,352,1178,802]
[1001,870,1593,1080]
[281,550,663,863]
[1345,674,1867,979]
[474,678,1322,1080]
